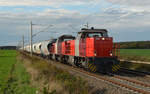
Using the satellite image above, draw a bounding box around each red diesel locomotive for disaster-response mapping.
[49,28,120,73]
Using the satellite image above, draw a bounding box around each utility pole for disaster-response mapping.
[22,35,24,50]
[29,21,53,57]
[30,21,33,57]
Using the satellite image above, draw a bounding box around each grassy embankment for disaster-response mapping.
[0,50,36,94]
[19,52,89,94]
[119,49,150,72]
[0,50,89,94]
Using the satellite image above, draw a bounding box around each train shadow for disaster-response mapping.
[114,70,145,77]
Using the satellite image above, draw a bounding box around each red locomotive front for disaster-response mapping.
[79,37,113,57]
[74,28,120,73]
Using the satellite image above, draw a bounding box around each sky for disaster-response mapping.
[0,0,150,46]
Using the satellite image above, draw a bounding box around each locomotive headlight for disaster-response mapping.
[102,38,105,40]
[110,51,113,56]
[94,51,97,56]
[110,53,113,56]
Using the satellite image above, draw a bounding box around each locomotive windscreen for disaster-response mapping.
[87,33,105,37]
[81,32,108,38]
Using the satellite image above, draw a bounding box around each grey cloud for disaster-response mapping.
[104,8,127,15]
[106,0,150,12]
[1,4,150,46]
[0,9,87,46]
[0,0,92,7]
[107,0,150,6]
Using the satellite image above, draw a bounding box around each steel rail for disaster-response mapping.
[112,74,150,88]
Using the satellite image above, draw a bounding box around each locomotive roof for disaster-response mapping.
[58,35,75,39]
[79,28,108,33]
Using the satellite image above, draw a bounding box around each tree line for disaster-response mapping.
[0,46,16,50]
[117,41,150,49]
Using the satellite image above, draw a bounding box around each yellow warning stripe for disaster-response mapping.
[112,65,120,72]
[112,66,116,70]
[114,65,120,70]
[90,65,95,70]
[112,66,118,72]
[92,66,97,72]
[88,64,121,72]
[94,67,97,72]
[88,63,97,72]
[91,66,96,72]
[117,65,120,69]
[112,66,117,72]
[93,68,97,72]
[112,68,116,72]
[88,63,92,68]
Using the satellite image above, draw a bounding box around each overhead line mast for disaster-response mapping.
[30,21,53,57]
[30,21,33,57]
[22,35,24,51]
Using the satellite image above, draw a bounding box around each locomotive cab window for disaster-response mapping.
[88,33,103,38]
[81,32,107,39]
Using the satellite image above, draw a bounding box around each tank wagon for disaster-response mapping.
[33,42,42,55]
[24,28,120,73]
[40,39,56,58]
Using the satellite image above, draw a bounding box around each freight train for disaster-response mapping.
[22,28,120,73]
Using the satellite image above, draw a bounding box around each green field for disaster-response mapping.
[0,50,36,94]
[119,49,150,62]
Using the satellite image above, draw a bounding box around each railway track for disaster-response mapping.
[21,52,150,94]
[73,68,150,94]
[110,74,150,93]
[112,74,150,88]
[55,61,150,94]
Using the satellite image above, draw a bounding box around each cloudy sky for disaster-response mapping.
[0,0,150,46]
